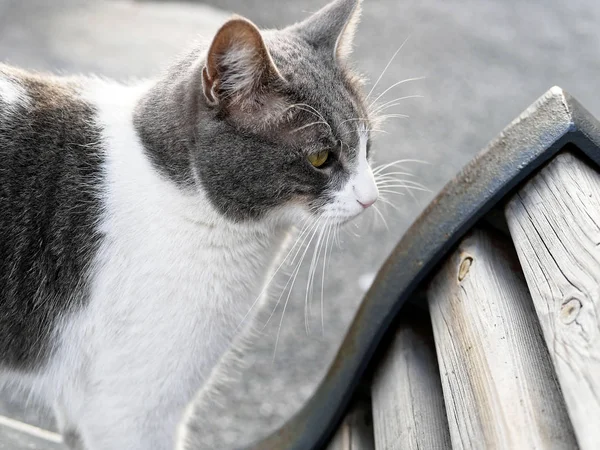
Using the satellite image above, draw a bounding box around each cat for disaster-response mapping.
[0,0,378,448]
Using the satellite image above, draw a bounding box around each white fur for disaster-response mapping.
[25,80,290,450]
[0,76,374,450]
[334,0,362,60]
[322,125,378,221]
[0,77,28,112]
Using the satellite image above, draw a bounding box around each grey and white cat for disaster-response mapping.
[0,0,379,448]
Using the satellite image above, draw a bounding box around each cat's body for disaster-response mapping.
[0,1,378,448]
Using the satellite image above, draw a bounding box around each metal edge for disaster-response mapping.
[236,86,600,449]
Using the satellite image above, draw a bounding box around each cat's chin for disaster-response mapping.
[316,209,366,227]
[335,213,364,226]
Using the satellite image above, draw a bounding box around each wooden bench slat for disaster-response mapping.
[428,229,576,450]
[505,152,600,449]
[371,307,451,450]
[326,398,375,450]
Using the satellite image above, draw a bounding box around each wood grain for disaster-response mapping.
[371,307,451,450]
[428,229,576,449]
[327,397,375,450]
[506,152,600,449]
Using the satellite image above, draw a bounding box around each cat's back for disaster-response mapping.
[0,64,105,371]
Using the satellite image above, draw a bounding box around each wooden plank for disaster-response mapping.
[371,306,451,450]
[505,152,600,449]
[327,396,374,450]
[428,229,576,450]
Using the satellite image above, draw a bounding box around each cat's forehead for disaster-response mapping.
[264,32,369,151]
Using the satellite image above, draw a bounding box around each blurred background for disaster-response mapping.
[1,0,600,448]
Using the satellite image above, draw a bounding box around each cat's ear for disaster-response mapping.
[293,0,362,61]
[202,17,283,107]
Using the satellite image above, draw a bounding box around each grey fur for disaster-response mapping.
[0,0,367,413]
[0,0,368,371]
[0,66,103,371]
[289,0,362,55]
[134,0,371,222]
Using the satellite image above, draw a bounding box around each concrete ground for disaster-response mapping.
[1,0,600,447]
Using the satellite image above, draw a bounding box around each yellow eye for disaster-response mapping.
[307,150,330,168]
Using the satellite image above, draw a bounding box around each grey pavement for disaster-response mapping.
[1,0,600,448]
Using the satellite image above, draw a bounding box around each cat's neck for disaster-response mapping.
[84,75,290,323]
[132,55,209,189]
[84,71,289,234]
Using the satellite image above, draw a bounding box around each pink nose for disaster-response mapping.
[357,198,376,209]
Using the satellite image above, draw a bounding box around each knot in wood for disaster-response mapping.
[560,298,582,325]
[458,255,473,281]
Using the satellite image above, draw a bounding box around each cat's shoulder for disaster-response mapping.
[0,64,90,116]
[0,64,33,113]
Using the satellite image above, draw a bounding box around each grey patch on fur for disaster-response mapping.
[0,65,104,371]
[62,428,85,450]
[134,0,370,222]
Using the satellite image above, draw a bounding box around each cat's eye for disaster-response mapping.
[307,150,330,168]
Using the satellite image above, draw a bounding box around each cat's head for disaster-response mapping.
[194,0,378,227]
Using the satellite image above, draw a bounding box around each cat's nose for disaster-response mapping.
[357,198,376,209]
[353,183,378,209]
[352,166,379,209]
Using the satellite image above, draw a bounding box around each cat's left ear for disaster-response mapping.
[202,17,283,107]
[292,0,362,61]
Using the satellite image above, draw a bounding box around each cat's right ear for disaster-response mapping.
[202,18,283,107]
[292,0,362,61]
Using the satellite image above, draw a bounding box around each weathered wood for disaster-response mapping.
[506,152,600,449]
[371,306,451,450]
[327,397,375,450]
[428,229,576,449]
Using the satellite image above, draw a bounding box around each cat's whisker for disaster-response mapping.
[338,125,385,138]
[371,103,410,120]
[288,217,323,266]
[365,36,411,101]
[237,217,314,332]
[372,158,429,174]
[377,196,403,213]
[286,104,319,118]
[272,217,324,361]
[406,184,422,207]
[369,95,424,116]
[338,128,360,138]
[313,220,332,332]
[320,222,333,336]
[372,204,389,231]
[375,170,416,178]
[376,178,430,189]
[373,114,410,123]
[370,114,409,129]
[378,184,431,192]
[334,223,342,248]
[368,128,389,135]
[336,117,370,131]
[292,121,330,133]
[378,189,406,196]
[262,218,322,330]
[268,220,321,334]
[377,184,431,194]
[372,160,413,174]
[368,77,426,111]
[375,176,415,184]
[305,221,328,335]
[287,104,331,132]
[289,103,327,122]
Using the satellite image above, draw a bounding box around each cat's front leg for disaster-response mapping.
[70,386,185,450]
